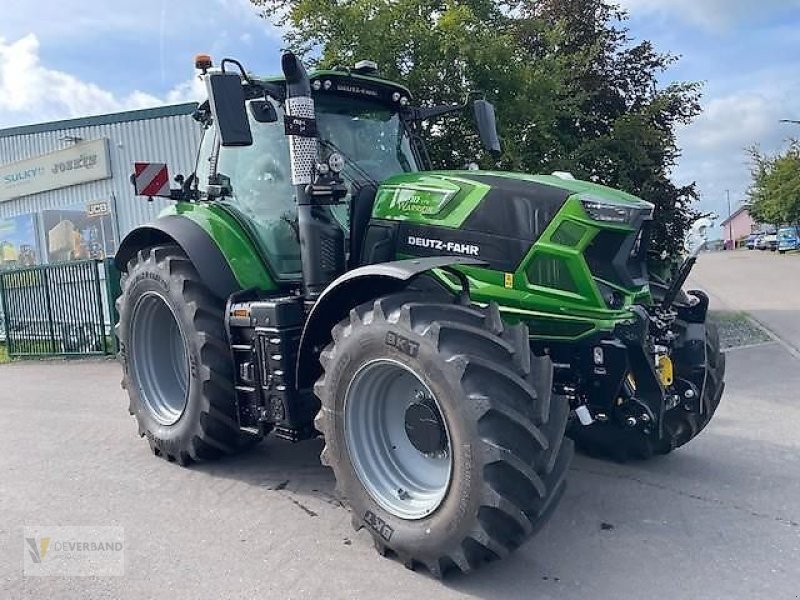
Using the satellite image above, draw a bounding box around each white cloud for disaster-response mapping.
[0,34,203,129]
[164,76,207,104]
[618,0,800,31]
[671,82,800,224]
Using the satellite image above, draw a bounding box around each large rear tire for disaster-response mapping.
[314,294,573,576]
[117,245,245,465]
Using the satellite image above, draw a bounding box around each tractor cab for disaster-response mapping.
[191,65,423,281]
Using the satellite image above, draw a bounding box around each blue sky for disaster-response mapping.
[1,0,799,228]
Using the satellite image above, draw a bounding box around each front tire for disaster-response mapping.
[570,317,725,461]
[314,295,573,576]
[117,245,244,465]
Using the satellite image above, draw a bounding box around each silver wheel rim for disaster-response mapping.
[344,359,452,520]
[129,292,189,426]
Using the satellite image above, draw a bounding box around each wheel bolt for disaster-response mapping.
[625,416,637,428]
[684,389,695,399]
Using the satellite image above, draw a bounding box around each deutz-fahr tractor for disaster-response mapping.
[116,51,725,576]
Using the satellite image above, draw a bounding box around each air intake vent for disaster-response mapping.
[527,254,578,293]
[551,221,587,247]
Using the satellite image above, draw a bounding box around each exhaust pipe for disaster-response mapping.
[281,52,345,301]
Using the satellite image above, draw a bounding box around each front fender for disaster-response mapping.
[115,203,277,300]
[295,256,484,390]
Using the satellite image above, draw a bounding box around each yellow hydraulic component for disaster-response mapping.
[656,354,674,387]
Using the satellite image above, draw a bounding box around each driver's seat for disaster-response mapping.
[349,183,378,268]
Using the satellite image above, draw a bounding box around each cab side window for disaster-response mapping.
[215,100,302,278]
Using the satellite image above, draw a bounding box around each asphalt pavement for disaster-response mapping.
[1,250,798,599]
[690,249,800,355]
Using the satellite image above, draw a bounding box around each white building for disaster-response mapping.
[0,103,202,269]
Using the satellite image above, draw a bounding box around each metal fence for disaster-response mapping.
[0,259,120,358]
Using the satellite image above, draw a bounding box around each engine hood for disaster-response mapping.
[373,170,650,235]
[369,169,653,282]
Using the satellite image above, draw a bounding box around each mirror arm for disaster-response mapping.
[403,103,463,122]
[220,58,254,85]
[258,82,286,103]
[402,91,485,122]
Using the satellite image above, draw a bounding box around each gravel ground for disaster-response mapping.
[709,311,772,350]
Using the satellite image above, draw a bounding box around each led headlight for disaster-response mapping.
[580,194,653,226]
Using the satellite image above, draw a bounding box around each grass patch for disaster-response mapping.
[709,311,772,350]
[0,343,9,364]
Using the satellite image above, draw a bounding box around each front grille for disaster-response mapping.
[585,230,627,285]
[584,227,648,289]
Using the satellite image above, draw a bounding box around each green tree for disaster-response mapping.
[748,142,800,227]
[255,0,703,257]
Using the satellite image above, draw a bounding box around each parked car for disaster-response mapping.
[755,233,767,250]
[761,232,778,251]
[778,226,800,254]
[746,233,759,250]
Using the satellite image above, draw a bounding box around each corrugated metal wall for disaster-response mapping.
[0,108,203,240]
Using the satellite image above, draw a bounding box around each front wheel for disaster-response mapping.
[117,245,247,465]
[570,319,725,460]
[314,295,573,576]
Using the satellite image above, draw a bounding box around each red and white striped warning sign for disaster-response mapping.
[133,162,171,197]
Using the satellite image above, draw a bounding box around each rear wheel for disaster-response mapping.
[314,294,573,576]
[117,245,247,465]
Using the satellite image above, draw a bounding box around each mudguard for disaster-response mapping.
[295,256,485,390]
[115,215,240,301]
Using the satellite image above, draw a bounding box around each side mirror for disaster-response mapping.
[473,99,501,155]
[250,100,278,123]
[206,72,252,147]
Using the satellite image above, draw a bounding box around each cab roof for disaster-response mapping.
[253,69,412,106]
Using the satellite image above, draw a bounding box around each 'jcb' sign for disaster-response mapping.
[87,200,111,217]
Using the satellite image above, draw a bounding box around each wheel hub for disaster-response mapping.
[404,395,447,456]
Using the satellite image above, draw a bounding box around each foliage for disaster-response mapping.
[254,0,703,257]
[747,141,800,226]
[0,343,9,364]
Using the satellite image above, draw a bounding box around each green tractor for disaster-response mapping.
[116,52,725,576]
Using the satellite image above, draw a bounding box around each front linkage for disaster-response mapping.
[550,256,726,460]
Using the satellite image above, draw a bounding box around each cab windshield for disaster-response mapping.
[316,95,419,183]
